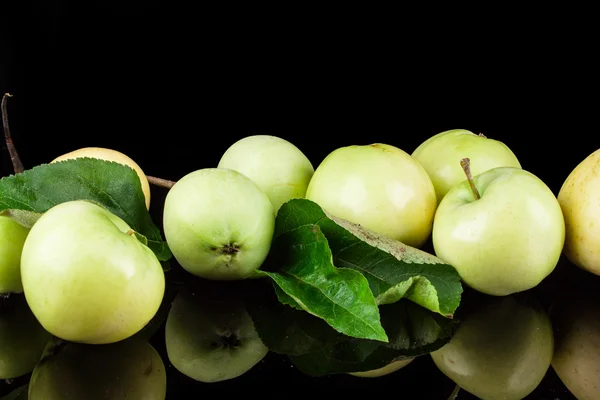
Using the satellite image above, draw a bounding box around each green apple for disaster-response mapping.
[348,357,414,378]
[550,289,600,400]
[28,337,167,399]
[0,216,29,294]
[165,279,269,383]
[217,135,315,213]
[431,295,554,400]
[305,143,437,248]
[20,200,165,344]
[412,129,521,203]
[557,148,600,276]
[0,295,52,379]
[432,162,565,296]
[163,167,275,280]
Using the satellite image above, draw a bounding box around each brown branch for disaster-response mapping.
[2,93,24,174]
[147,175,176,189]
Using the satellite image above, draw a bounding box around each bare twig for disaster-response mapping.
[2,93,24,174]
[147,175,176,189]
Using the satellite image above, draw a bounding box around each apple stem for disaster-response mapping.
[478,132,487,138]
[447,384,461,400]
[460,158,480,200]
[126,229,135,236]
[1,93,24,174]
[146,175,176,189]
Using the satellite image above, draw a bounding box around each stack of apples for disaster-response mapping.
[3,126,600,393]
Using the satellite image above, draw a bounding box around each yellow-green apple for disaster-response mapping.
[20,200,165,344]
[431,296,554,400]
[165,280,269,383]
[550,289,600,400]
[0,295,52,379]
[28,338,166,399]
[557,148,600,276]
[217,135,315,213]
[0,216,29,294]
[412,129,521,203]
[432,160,565,296]
[51,147,152,210]
[305,143,437,248]
[162,168,275,280]
[349,358,414,378]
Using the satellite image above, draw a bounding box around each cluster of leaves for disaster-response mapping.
[0,158,464,375]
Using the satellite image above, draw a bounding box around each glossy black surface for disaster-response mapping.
[2,3,600,399]
[1,242,598,399]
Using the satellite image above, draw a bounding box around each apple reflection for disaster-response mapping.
[430,295,554,400]
[27,337,166,399]
[0,294,52,380]
[550,287,600,400]
[164,278,269,383]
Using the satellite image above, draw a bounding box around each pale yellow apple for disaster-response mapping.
[348,357,414,378]
[557,148,600,275]
[51,147,151,210]
[412,129,521,204]
[306,143,437,248]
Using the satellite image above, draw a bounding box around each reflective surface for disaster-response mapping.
[2,239,599,399]
[2,4,599,399]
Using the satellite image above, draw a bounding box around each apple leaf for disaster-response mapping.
[0,384,28,400]
[253,224,389,343]
[247,285,458,376]
[0,158,171,261]
[131,230,149,247]
[274,199,463,318]
[273,284,304,311]
[0,209,42,228]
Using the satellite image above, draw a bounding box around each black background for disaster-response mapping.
[1,2,599,399]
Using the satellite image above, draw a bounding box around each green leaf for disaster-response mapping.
[272,284,304,311]
[0,384,28,400]
[131,230,149,247]
[247,286,458,376]
[0,158,171,261]
[253,224,389,343]
[274,199,463,318]
[0,209,42,228]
